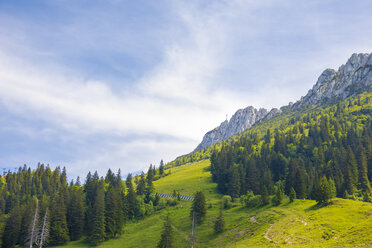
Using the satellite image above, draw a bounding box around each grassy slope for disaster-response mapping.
[53,159,372,248]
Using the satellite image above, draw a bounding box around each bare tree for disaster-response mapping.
[36,210,49,248]
[26,201,39,248]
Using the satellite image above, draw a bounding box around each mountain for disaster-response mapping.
[294,53,372,107]
[194,53,372,152]
[194,106,270,151]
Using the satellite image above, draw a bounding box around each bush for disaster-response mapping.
[157,198,166,210]
[214,210,225,233]
[246,195,262,208]
[222,195,232,209]
[166,198,178,206]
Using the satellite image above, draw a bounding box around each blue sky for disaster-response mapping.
[1,0,372,181]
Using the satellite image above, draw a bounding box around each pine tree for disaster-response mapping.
[49,190,70,245]
[125,183,136,220]
[157,214,174,248]
[191,191,207,223]
[214,208,225,233]
[328,179,337,198]
[126,173,133,189]
[88,181,106,245]
[147,165,154,187]
[67,186,85,241]
[159,160,165,175]
[315,176,331,205]
[261,186,270,205]
[272,186,283,206]
[2,205,22,248]
[137,173,146,196]
[289,187,296,203]
[105,185,119,238]
[357,147,372,194]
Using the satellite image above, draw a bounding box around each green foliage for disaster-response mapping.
[1,205,22,248]
[289,187,296,203]
[157,214,174,248]
[87,181,105,245]
[67,186,85,241]
[49,190,70,246]
[208,92,372,203]
[191,191,207,223]
[222,195,232,209]
[315,176,332,205]
[272,186,283,206]
[214,208,225,233]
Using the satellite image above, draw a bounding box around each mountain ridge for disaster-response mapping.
[194,52,372,152]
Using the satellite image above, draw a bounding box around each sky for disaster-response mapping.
[0,0,372,181]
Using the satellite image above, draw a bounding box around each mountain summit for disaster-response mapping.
[194,107,269,152]
[194,53,372,152]
[294,53,372,107]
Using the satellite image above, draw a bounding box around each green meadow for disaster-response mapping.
[52,159,372,248]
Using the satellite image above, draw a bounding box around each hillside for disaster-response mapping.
[51,159,372,248]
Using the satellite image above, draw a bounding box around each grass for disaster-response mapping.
[52,159,372,248]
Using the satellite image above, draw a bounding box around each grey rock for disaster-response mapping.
[294,53,372,108]
[194,52,372,152]
[194,106,269,152]
[262,108,282,121]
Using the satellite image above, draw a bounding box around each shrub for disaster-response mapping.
[222,195,232,209]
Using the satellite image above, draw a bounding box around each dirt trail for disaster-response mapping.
[264,224,274,241]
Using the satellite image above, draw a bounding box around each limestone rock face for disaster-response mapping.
[194,53,372,152]
[194,106,269,152]
[294,53,372,107]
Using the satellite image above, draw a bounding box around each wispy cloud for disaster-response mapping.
[0,0,372,178]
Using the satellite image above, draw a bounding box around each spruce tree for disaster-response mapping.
[88,181,105,245]
[191,191,207,223]
[136,173,146,196]
[272,186,283,206]
[261,186,270,205]
[358,147,372,194]
[2,205,22,248]
[105,185,119,238]
[214,208,225,233]
[126,173,133,189]
[67,186,85,241]
[126,183,137,220]
[159,160,164,175]
[315,176,331,205]
[289,187,296,203]
[157,214,174,248]
[49,191,70,245]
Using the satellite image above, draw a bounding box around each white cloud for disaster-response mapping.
[1,0,372,177]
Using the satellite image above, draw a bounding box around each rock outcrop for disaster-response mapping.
[194,53,372,152]
[294,53,372,108]
[194,106,269,152]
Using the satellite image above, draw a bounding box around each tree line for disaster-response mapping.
[210,97,372,204]
[0,163,167,248]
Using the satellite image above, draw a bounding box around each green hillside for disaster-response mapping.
[51,159,372,248]
[2,92,371,248]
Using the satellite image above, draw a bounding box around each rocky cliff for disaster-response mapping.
[194,106,269,152]
[194,53,372,152]
[294,53,372,107]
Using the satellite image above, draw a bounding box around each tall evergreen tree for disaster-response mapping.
[2,205,22,248]
[190,191,207,223]
[88,181,105,245]
[157,214,174,248]
[49,191,70,245]
[67,186,85,241]
[137,173,146,196]
[159,160,165,175]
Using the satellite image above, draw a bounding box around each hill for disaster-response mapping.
[51,159,372,248]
